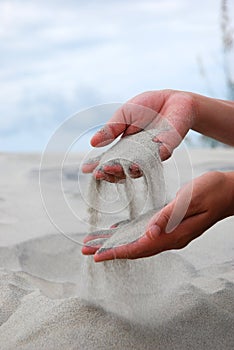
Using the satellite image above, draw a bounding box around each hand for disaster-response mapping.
[83,171,234,262]
[82,89,197,181]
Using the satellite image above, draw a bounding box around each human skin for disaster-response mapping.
[91,171,234,261]
[82,90,234,261]
[82,90,234,180]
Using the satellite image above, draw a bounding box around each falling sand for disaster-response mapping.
[87,129,167,249]
[82,128,174,324]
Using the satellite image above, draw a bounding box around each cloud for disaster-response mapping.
[0,0,227,151]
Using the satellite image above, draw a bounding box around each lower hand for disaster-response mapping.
[83,171,234,262]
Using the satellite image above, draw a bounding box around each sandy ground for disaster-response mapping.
[0,148,233,350]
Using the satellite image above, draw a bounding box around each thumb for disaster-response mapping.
[146,202,175,240]
[146,181,194,239]
[152,128,183,161]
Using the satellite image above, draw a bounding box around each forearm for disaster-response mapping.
[191,93,234,146]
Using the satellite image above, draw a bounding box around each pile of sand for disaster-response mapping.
[0,234,233,350]
[0,151,233,349]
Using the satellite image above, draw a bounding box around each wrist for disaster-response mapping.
[190,93,234,146]
[224,171,234,216]
[190,92,213,132]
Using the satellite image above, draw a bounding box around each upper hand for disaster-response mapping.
[82,89,197,181]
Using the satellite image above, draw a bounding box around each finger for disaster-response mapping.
[103,162,143,179]
[91,122,127,148]
[83,229,114,243]
[81,156,101,173]
[151,94,195,160]
[146,202,175,239]
[153,132,181,161]
[91,100,161,147]
[102,163,126,178]
[94,239,144,261]
[94,230,174,262]
[93,167,115,182]
[82,161,99,173]
[148,119,182,161]
[102,173,124,183]
[146,180,196,236]
[110,218,131,228]
[82,237,107,255]
[129,163,143,178]
[93,165,125,183]
[82,245,100,255]
[93,168,106,180]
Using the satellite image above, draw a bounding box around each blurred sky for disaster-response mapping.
[0,0,233,152]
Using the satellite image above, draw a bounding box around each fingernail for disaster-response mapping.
[147,224,161,240]
[94,169,104,179]
[152,136,161,143]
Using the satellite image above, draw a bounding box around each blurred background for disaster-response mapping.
[0,0,233,152]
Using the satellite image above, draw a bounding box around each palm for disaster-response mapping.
[82,90,196,181]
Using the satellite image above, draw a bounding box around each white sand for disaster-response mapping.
[87,130,166,247]
[93,130,165,212]
[0,149,234,349]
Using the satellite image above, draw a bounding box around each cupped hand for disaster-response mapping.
[82,89,197,182]
[82,171,233,262]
